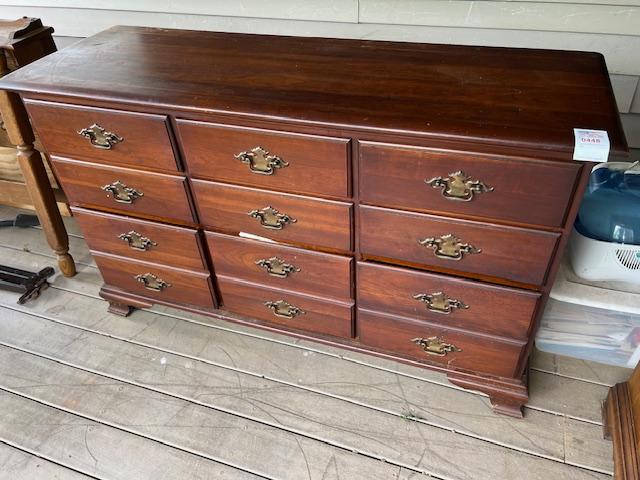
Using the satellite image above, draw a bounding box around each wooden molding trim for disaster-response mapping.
[604,380,640,480]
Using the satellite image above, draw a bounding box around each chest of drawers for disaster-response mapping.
[1,26,627,417]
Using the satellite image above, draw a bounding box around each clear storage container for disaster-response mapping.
[536,261,640,368]
[536,298,640,368]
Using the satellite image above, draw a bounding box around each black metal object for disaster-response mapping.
[0,213,40,228]
[0,265,54,304]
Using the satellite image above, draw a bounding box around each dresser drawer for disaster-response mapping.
[359,141,581,227]
[206,232,352,301]
[217,276,354,338]
[72,207,206,271]
[25,99,178,172]
[192,180,352,252]
[52,157,194,223]
[360,205,558,286]
[358,309,524,378]
[93,253,215,309]
[177,120,350,198]
[357,262,539,339]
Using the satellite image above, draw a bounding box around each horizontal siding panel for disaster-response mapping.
[9,6,638,72]
[0,0,358,22]
[610,74,640,113]
[359,0,640,35]
[1,6,638,76]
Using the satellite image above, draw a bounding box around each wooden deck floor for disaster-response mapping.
[0,205,632,480]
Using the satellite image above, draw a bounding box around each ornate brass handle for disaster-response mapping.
[264,300,305,319]
[247,206,297,230]
[412,337,461,356]
[413,292,468,314]
[118,230,157,251]
[425,170,493,202]
[418,234,481,261]
[78,123,123,150]
[101,180,143,204]
[235,146,289,175]
[255,256,300,278]
[134,273,171,292]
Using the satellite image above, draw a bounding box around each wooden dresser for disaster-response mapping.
[0,26,627,417]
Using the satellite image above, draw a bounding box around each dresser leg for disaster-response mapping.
[107,301,135,317]
[447,372,528,418]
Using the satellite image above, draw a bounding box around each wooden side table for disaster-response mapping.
[0,17,75,277]
[604,362,640,479]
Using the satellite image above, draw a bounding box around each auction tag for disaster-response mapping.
[573,128,610,162]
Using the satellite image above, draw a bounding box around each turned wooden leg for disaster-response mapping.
[0,90,76,277]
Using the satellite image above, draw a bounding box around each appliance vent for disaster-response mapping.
[615,248,640,270]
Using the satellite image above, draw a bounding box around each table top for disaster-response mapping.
[0,25,628,156]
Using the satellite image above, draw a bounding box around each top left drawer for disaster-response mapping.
[24,99,179,173]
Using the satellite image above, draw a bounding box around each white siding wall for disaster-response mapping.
[1,0,639,147]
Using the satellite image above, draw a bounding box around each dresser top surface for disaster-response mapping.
[0,25,627,155]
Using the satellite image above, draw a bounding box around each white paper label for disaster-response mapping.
[573,128,610,162]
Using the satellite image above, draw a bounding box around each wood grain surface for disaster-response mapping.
[207,231,353,301]
[93,252,215,309]
[357,261,540,339]
[73,207,207,271]
[178,119,351,198]
[26,99,179,172]
[357,308,526,378]
[51,156,194,223]
[192,180,353,252]
[0,26,627,155]
[359,141,581,227]
[217,275,354,338]
[359,205,559,286]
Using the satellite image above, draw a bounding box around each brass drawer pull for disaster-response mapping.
[264,299,305,319]
[256,256,300,278]
[134,272,171,292]
[426,170,493,202]
[235,146,289,175]
[412,337,461,356]
[418,233,481,261]
[118,230,157,251]
[247,206,296,230]
[413,291,468,314]
[101,180,143,204]
[78,123,123,150]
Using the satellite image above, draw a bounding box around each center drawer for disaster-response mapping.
[177,120,351,198]
[357,262,539,339]
[217,276,354,338]
[206,232,352,301]
[191,180,353,252]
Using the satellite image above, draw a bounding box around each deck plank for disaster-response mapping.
[531,349,632,387]
[0,442,94,480]
[0,244,615,423]
[0,345,412,480]
[0,297,613,478]
[0,391,263,480]
[0,207,622,478]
